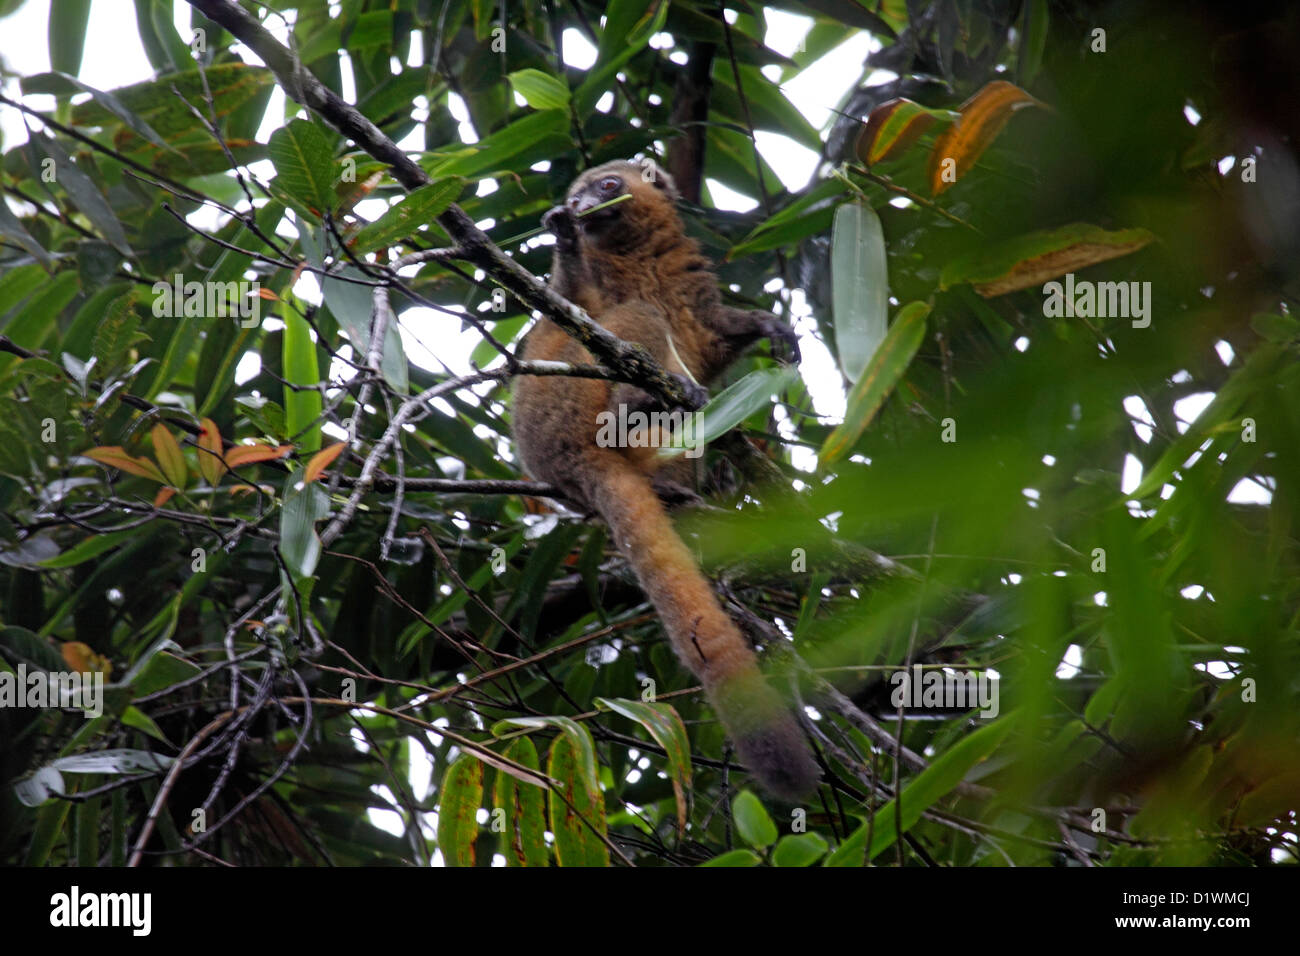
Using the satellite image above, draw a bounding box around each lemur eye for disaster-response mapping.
[568,196,580,207]
[598,177,621,193]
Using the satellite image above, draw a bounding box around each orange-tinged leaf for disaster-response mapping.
[197,417,226,485]
[224,443,293,468]
[255,287,279,301]
[855,98,951,166]
[303,442,345,484]
[151,424,187,489]
[928,80,1043,195]
[153,486,177,508]
[62,641,112,676]
[85,446,167,483]
[939,223,1156,297]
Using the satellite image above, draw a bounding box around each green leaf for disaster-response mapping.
[832,202,889,383]
[820,300,930,464]
[320,265,409,393]
[128,650,201,698]
[493,715,599,796]
[699,848,762,867]
[0,625,67,672]
[0,194,53,269]
[728,177,848,259]
[470,316,526,368]
[69,62,271,149]
[0,272,80,376]
[1250,312,1300,344]
[27,133,131,257]
[282,306,322,452]
[508,69,570,111]
[595,697,692,831]
[92,292,141,372]
[574,1,669,116]
[659,366,798,458]
[24,72,177,154]
[1018,0,1049,87]
[1128,343,1284,500]
[437,755,484,867]
[39,529,136,569]
[133,0,193,73]
[47,0,91,76]
[427,110,570,181]
[732,789,778,849]
[268,119,338,218]
[825,714,1017,865]
[544,728,608,867]
[772,832,830,866]
[236,395,288,440]
[492,737,549,866]
[121,705,169,744]
[350,178,463,256]
[279,475,330,581]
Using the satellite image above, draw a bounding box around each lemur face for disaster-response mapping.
[565,160,678,238]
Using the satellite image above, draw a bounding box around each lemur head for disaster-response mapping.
[564,159,680,247]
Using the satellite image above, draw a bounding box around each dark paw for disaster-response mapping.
[542,205,577,243]
[764,319,801,364]
[669,372,710,410]
[652,477,704,507]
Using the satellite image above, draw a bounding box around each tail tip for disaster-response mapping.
[734,720,822,802]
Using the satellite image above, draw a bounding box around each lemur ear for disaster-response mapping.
[639,159,679,201]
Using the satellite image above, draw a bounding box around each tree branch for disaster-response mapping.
[185,0,694,411]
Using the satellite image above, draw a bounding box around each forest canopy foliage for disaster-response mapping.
[0,0,1297,867]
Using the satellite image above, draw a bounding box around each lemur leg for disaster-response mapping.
[593,302,709,476]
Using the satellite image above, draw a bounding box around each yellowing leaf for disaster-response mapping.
[855,98,952,166]
[150,424,187,489]
[85,446,167,483]
[303,442,345,484]
[939,223,1156,297]
[436,756,484,867]
[928,80,1043,195]
[197,417,226,485]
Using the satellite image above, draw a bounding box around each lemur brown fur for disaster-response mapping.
[512,159,820,800]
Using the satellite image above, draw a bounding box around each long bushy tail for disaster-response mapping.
[582,452,820,800]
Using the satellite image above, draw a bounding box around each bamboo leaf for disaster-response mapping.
[928,80,1044,195]
[820,301,930,464]
[596,697,692,833]
[832,201,889,382]
[437,755,484,867]
[492,737,549,867]
[508,69,570,111]
[940,223,1156,297]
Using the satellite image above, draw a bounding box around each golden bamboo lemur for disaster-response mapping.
[512,159,820,800]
